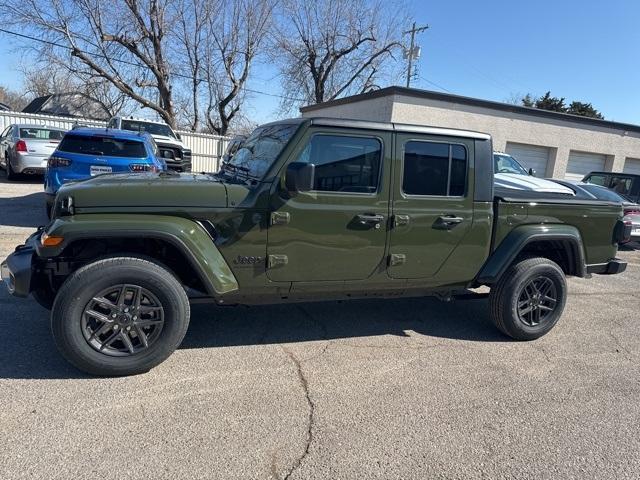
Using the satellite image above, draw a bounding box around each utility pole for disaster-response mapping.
[403,22,429,88]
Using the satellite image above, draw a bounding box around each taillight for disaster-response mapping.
[129,163,157,172]
[16,140,27,152]
[48,156,72,167]
[624,208,640,216]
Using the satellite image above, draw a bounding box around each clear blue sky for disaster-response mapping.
[1,0,638,125]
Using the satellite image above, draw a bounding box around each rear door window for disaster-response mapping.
[58,135,147,158]
[610,176,633,196]
[402,141,468,196]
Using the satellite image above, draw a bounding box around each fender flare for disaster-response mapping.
[476,224,586,284]
[39,214,238,295]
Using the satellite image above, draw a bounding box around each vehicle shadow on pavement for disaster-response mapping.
[0,294,92,380]
[619,241,640,251]
[183,296,506,350]
[0,192,47,228]
[0,295,502,380]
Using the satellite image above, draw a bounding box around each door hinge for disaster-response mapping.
[270,211,290,226]
[388,253,406,266]
[393,214,410,228]
[268,254,289,268]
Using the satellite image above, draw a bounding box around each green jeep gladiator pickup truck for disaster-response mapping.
[1,118,630,376]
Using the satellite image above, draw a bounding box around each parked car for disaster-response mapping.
[221,134,247,165]
[551,179,640,242]
[582,171,640,203]
[493,152,574,195]
[1,117,630,376]
[0,124,66,180]
[107,116,192,172]
[44,128,165,217]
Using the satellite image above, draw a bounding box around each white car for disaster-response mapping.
[107,116,191,172]
[493,152,574,195]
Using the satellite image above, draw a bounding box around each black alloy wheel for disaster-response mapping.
[81,284,165,356]
[516,276,558,327]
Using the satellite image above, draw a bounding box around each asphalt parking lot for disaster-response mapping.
[1,176,639,479]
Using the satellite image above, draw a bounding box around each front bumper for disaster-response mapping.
[586,258,628,275]
[1,245,36,297]
[165,159,192,172]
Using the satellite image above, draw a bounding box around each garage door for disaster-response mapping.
[623,158,640,175]
[565,151,606,181]
[505,143,550,177]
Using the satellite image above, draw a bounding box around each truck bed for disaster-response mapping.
[492,186,623,267]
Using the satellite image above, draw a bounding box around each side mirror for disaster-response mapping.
[285,162,315,193]
[528,168,536,176]
[176,133,182,140]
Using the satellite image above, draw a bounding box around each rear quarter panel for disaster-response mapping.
[494,200,622,265]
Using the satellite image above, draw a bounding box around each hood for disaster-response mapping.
[58,172,229,209]
[151,135,187,149]
[494,173,575,195]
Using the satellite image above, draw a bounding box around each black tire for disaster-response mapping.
[489,257,567,340]
[6,154,16,180]
[51,256,190,376]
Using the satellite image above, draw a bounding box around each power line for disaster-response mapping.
[0,27,305,103]
[418,76,452,93]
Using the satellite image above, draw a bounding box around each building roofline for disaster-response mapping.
[300,86,640,134]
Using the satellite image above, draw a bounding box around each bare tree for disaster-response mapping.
[171,0,213,131]
[1,0,179,127]
[20,62,131,117]
[271,0,407,109]
[200,0,275,135]
[0,85,29,110]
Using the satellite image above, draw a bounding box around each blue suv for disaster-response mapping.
[45,128,165,216]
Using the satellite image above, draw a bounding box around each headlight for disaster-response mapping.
[56,195,75,216]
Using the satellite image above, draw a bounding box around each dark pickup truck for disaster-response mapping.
[1,117,630,376]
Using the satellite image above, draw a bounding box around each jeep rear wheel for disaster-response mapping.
[51,256,190,376]
[489,257,567,340]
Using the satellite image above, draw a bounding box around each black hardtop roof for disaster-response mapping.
[260,116,491,140]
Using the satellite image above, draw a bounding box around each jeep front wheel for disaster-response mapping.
[489,257,567,340]
[51,256,190,376]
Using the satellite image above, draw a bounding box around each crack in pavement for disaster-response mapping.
[280,346,315,480]
[295,305,333,363]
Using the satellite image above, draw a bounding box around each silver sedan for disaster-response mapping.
[0,124,66,180]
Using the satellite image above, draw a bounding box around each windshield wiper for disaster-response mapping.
[223,163,250,173]
[219,162,256,184]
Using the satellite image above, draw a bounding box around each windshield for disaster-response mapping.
[580,184,629,202]
[121,120,175,138]
[494,154,529,175]
[224,124,298,179]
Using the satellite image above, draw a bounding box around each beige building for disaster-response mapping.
[300,87,640,181]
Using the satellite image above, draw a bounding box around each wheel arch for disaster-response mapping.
[476,224,586,285]
[37,214,239,296]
